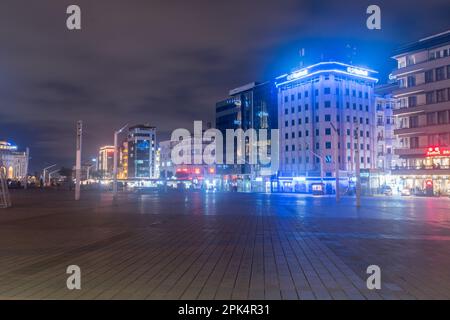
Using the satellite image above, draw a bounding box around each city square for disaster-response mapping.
[1,189,449,300]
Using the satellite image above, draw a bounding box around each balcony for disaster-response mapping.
[391,165,450,176]
[392,55,450,77]
[393,78,450,98]
[393,100,450,116]
[394,148,426,157]
[394,123,450,137]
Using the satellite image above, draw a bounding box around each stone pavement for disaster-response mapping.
[0,189,449,300]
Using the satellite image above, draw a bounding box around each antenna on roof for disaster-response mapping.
[299,48,305,67]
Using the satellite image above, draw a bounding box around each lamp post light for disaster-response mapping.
[42,164,57,187]
[330,122,340,203]
[48,169,59,186]
[309,150,324,185]
[113,124,128,199]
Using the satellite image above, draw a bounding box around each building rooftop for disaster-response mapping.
[392,30,450,57]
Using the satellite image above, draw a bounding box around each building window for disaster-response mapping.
[438,111,449,124]
[315,129,319,136]
[291,94,295,101]
[285,133,289,139]
[427,112,437,125]
[298,118,302,125]
[408,96,417,107]
[285,121,288,127]
[305,104,309,110]
[365,92,369,99]
[353,103,356,110]
[324,87,331,94]
[325,142,332,149]
[315,116,319,123]
[410,137,419,148]
[426,91,435,104]
[305,91,309,97]
[347,129,350,136]
[292,132,295,138]
[292,145,295,151]
[298,93,302,99]
[358,91,362,98]
[284,96,288,103]
[284,109,288,115]
[298,105,302,112]
[298,131,302,137]
[315,142,320,149]
[409,116,419,128]
[437,89,446,103]
[407,75,416,87]
[425,70,434,83]
[305,130,309,136]
[324,101,331,108]
[325,114,331,121]
[325,128,331,135]
[436,67,446,81]
[305,117,309,124]
[291,107,295,113]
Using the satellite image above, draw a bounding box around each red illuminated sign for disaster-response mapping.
[426,147,450,157]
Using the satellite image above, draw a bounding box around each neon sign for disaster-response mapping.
[426,146,450,157]
[0,141,18,151]
[347,67,369,77]
[287,69,308,80]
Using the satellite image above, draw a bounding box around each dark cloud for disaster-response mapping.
[0,0,448,171]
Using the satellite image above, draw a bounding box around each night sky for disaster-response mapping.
[0,0,448,172]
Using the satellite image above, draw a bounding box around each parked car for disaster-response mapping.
[382,186,393,196]
[401,188,412,196]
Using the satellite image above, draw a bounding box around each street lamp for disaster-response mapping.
[42,164,57,187]
[48,169,59,185]
[113,124,128,198]
[309,150,324,185]
[330,122,340,203]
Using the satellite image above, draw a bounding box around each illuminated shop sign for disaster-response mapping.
[0,141,18,151]
[287,69,308,80]
[347,67,369,77]
[426,146,450,157]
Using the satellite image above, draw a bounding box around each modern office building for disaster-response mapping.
[391,30,450,195]
[276,61,378,193]
[215,81,278,191]
[0,141,28,180]
[118,141,128,179]
[127,124,156,179]
[98,145,115,179]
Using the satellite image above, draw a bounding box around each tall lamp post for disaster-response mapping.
[330,122,340,203]
[113,124,128,198]
[354,124,361,208]
[309,150,324,185]
[43,164,57,187]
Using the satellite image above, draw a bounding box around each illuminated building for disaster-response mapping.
[215,81,278,191]
[98,145,115,179]
[276,61,378,192]
[374,83,400,171]
[391,30,450,195]
[118,141,128,179]
[127,124,156,179]
[0,141,28,180]
[159,138,216,187]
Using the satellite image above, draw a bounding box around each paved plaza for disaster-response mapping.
[0,189,449,300]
